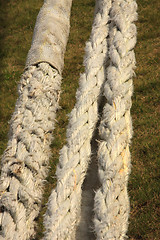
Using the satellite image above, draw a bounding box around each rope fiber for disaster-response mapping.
[0,0,137,239]
[0,63,61,239]
[0,0,73,238]
[43,0,112,239]
[94,0,137,239]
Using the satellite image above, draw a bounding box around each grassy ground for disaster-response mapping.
[0,0,159,239]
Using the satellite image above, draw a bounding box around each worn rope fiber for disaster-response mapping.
[0,0,137,239]
[0,0,72,239]
[0,64,61,240]
[43,0,137,239]
[94,0,137,239]
[43,0,112,239]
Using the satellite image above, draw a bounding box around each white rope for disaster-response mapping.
[0,64,61,239]
[26,0,73,74]
[94,0,137,239]
[0,0,137,238]
[43,0,112,239]
[0,0,72,239]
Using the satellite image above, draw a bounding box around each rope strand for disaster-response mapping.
[0,64,61,239]
[43,1,112,239]
[0,0,137,238]
[94,0,137,239]
[0,0,73,238]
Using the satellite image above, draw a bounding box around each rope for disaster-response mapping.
[94,0,137,239]
[0,63,61,239]
[26,0,72,74]
[0,0,138,239]
[0,0,72,239]
[43,0,112,239]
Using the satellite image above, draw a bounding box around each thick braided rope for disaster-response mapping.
[43,1,112,239]
[0,63,61,240]
[94,0,137,239]
[0,0,72,238]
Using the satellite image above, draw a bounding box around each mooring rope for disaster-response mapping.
[0,0,72,239]
[0,0,137,239]
[94,0,137,239]
[43,0,137,239]
[0,64,61,240]
[43,0,112,239]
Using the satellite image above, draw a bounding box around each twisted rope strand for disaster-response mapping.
[43,1,112,239]
[0,63,61,240]
[0,0,72,238]
[0,0,138,238]
[94,0,137,239]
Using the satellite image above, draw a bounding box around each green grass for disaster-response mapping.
[0,0,159,239]
[128,1,160,238]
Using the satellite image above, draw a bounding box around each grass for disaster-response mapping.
[0,0,159,239]
[128,1,160,238]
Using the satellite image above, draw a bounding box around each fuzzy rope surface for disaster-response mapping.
[0,0,72,238]
[94,0,137,239]
[0,63,61,240]
[0,0,137,238]
[43,0,112,239]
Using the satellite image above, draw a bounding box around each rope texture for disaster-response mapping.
[94,0,137,239]
[43,0,112,239]
[0,0,137,239]
[0,0,73,238]
[0,63,61,240]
